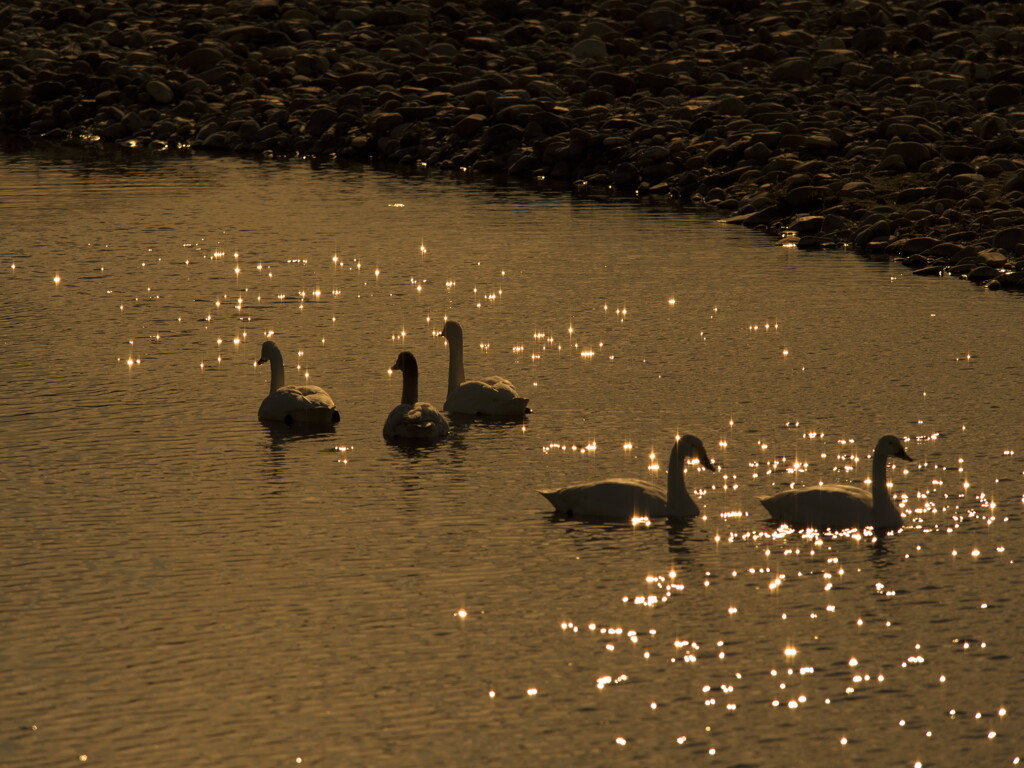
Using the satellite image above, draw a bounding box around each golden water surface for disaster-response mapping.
[1,147,1022,767]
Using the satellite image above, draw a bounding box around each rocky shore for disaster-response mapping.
[3,0,1024,289]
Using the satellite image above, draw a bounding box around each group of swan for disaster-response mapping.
[257,320,528,435]
[540,433,913,532]
[257,324,914,532]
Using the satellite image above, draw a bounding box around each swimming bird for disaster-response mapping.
[539,435,716,520]
[383,351,449,442]
[256,339,340,426]
[441,319,529,417]
[758,434,913,531]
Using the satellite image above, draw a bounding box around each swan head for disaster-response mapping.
[441,320,463,344]
[877,434,912,462]
[676,434,716,472]
[257,339,279,365]
[391,351,418,374]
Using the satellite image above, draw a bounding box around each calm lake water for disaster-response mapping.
[1,146,1022,767]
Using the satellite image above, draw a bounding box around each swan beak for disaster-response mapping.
[697,448,716,471]
[896,446,912,461]
[256,357,267,366]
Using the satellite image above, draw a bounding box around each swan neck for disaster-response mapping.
[666,446,686,510]
[446,334,466,395]
[870,448,902,527]
[401,367,418,405]
[268,346,285,392]
[871,449,889,505]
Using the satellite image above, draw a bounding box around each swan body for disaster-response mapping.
[383,351,449,442]
[539,435,716,520]
[256,340,340,426]
[441,320,529,417]
[759,435,912,531]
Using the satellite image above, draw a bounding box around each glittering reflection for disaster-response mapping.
[2,149,1023,768]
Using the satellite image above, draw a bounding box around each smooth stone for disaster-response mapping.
[902,254,931,269]
[985,83,1021,109]
[966,268,999,286]
[771,57,813,82]
[145,79,175,104]
[991,228,1023,251]
[887,141,932,170]
[854,219,891,248]
[571,38,607,60]
[901,236,941,254]
[452,113,487,138]
[1002,171,1024,193]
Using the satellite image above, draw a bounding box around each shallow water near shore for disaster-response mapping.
[1,146,1023,767]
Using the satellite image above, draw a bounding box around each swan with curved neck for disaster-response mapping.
[441,319,529,417]
[256,339,339,426]
[539,435,716,520]
[758,434,912,531]
[383,352,449,442]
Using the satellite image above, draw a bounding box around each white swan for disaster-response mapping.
[539,435,716,520]
[441,319,529,417]
[256,340,340,426]
[383,351,450,442]
[758,434,913,531]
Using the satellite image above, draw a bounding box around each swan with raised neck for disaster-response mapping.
[758,434,912,531]
[383,351,449,442]
[256,339,339,426]
[539,435,717,520]
[441,319,529,417]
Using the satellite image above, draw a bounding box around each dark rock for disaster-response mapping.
[895,187,932,204]
[790,215,824,234]
[979,248,1009,267]
[145,80,175,104]
[887,141,932,171]
[901,254,930,268]
[782,185,829,213]
[178,47,225,72]
[796,236,825,249]
[31,81,66,101]
[854,219,891,248]
[610,162,639,189]
[587,71,636,96]
[984,84,1021,110]
[452,113,487,139]
[901,237,941,254]
[771,57,813,82]
[967,265,1001,282]
[1003,172,1024,193]
[992,228,1023,251]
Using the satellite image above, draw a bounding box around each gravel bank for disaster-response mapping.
[3,0,1024,289]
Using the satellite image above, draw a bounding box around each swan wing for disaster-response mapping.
[260,385,339,423]
[539,479,667,519]
[444,380,529,417]
[759,485,873,529]
[384,402,450,441]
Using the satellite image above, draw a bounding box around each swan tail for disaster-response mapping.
[538,490,563,510]
[757,496,783,523]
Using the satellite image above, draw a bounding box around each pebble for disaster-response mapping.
[1,0,1023,290]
